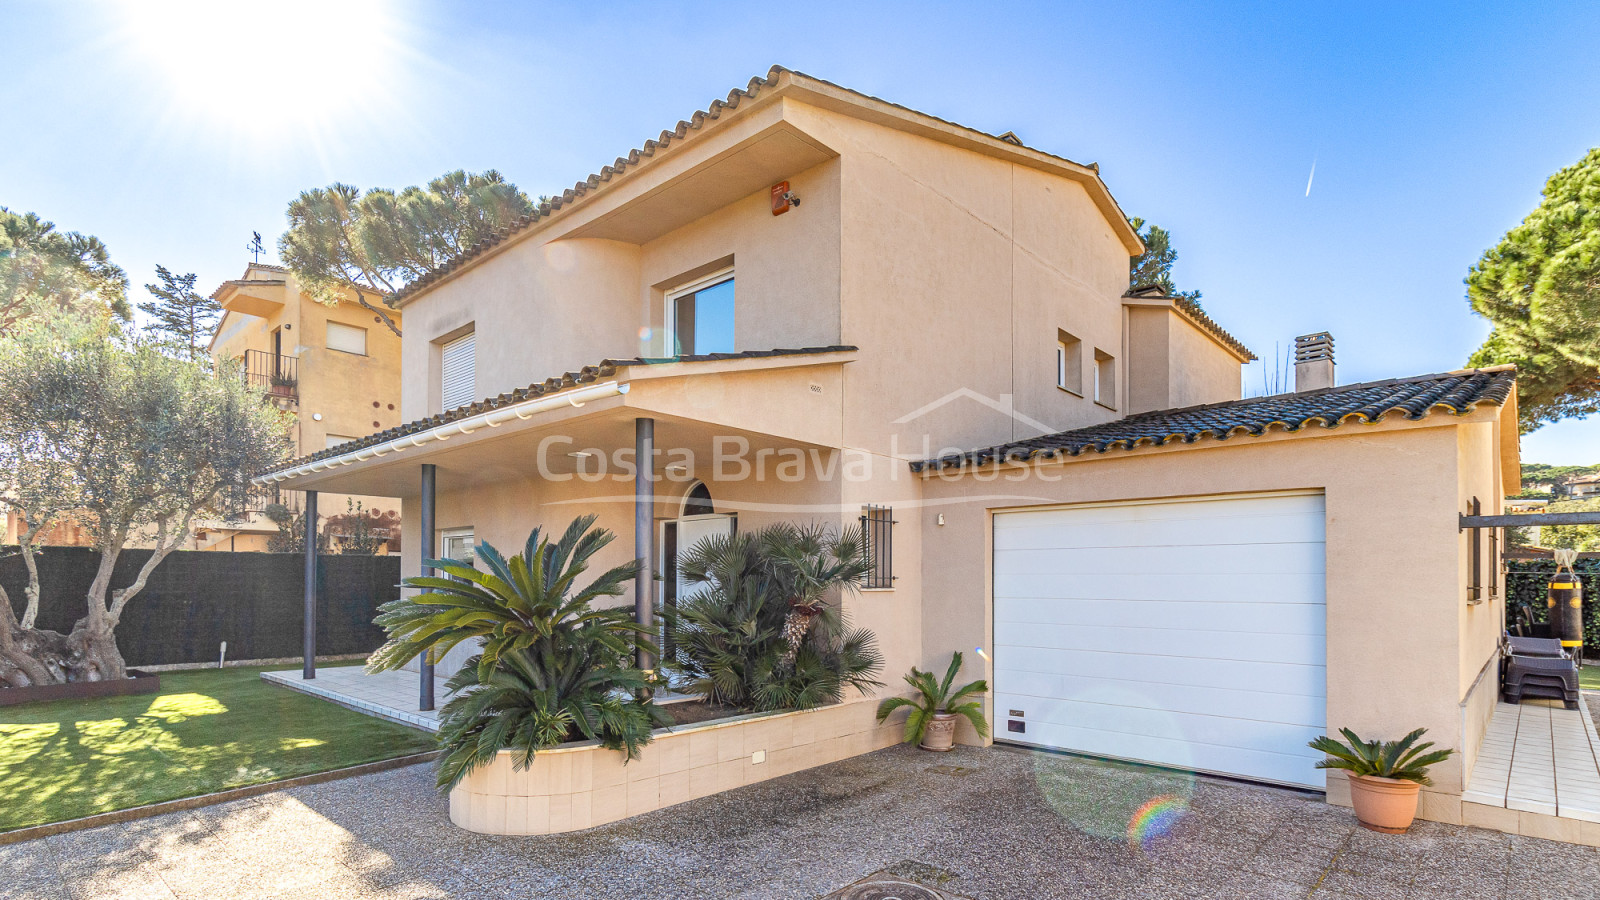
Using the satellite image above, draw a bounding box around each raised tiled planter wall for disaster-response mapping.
[448,698,901,835]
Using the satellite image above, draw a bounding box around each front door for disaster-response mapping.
[659,513,736,660]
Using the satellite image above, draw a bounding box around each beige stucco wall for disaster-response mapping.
[211,269,403,544]
[1126,303,1246,414]
[917,413,1497,818]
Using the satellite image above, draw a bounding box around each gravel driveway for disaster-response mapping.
[4,743,1597,899]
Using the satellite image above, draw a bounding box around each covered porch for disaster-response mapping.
[253,350,856,718]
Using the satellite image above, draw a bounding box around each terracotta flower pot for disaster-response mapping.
[1347,773,1422,833]
[920,712,958,751]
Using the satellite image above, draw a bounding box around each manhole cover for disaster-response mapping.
[825,880,945,900]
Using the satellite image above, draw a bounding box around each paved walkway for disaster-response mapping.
[6,745,1599,900]
[1465,696,1600,821]
[261,667,443,732]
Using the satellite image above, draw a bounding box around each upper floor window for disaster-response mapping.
[440,331,476,411]
[1056,329,1083,395]
[326,321,368,356]
[666,268,734,357]
[1094,349,1116,409]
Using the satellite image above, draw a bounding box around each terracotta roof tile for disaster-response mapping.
[389,65,1113,307]
[260,346,855,476]
[911,368,1516,472]
[1125,285,1256,361]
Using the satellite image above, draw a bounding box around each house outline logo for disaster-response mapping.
[891,388,1055,435]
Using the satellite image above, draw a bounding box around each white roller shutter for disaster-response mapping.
[440,332,476,411]
[992,491,1328,789]
[325,321,367,355]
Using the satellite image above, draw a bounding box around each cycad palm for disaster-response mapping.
[369,515,669,791]
[669,523,882,711]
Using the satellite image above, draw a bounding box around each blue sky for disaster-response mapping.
[5,1,1598,462]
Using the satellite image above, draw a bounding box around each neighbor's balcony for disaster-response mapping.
[244,350,298,402]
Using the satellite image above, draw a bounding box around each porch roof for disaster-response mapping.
[254,346,855,494]
[913,367,1517,472]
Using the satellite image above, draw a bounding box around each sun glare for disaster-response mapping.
[113,0,405,137]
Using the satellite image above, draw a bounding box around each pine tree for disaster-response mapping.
[1467,148,1600,431]
[140,265,221,360]
[1128,217,1203,307]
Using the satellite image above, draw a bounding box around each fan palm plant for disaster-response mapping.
[876,651,989,747]
[667,523,883,711]
[1308,728,1453,785]
[369,515,669,791]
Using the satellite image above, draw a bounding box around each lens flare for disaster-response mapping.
[1127,795,1188,851]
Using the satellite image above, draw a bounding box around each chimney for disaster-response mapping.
[1294,332,1335,392]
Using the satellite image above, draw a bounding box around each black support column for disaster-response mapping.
[302,491,318,680]
[419,464,436,711]
[635,418,655,671]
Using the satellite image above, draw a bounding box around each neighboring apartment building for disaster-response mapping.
[206,262,404,552]
[257,68,1517,825]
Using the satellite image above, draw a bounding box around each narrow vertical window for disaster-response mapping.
[860,505,896,589]
[1057,329,1083,394]
[1094,349,1116,409]
[440,331,476,411]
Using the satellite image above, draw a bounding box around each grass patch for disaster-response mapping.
[0,663,436,832]
[1582,664,1600,691]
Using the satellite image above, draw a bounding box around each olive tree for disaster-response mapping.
[0,310,290,685]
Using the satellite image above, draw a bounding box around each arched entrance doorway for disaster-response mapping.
[659,481,736,659]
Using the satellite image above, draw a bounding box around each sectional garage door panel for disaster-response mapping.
[993,492,1328,789]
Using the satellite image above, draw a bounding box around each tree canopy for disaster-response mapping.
[0,207,131,332]
[0,309,290,685]
[1467,148,1600,432]
[139,265,222,360]
[279,170,534,337]
[1129,217,1202,306]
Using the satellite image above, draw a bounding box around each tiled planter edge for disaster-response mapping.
[448,697,900,835]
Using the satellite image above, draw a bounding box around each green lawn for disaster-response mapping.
[0,663,436,832]
[1583,664,1600,691]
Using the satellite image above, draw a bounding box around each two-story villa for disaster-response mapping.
[209,262,404,552]
[258,68,1519,829]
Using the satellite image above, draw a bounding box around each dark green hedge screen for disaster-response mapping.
[3,548,400,666]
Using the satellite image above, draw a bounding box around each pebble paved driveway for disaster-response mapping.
[5,743,1597,899]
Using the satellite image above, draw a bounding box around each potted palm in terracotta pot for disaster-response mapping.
[877,651,988,751]
[1308,727,1453,833]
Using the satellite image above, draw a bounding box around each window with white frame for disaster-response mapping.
[1094,349,1116,408]
[439,331,476,411]
[439,528,475,566]
[1056,329,1083,395]
[666,268,734,357]
[325,321,368,356]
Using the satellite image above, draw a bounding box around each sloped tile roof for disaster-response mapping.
[911,368,1517,472]
[261,346,855,476]
[388,65,1119,308]
[1125,285,1256,361]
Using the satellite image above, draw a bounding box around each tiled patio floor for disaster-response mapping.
[261,667,442,732]
[9,744,1600,900]
[259,667,700,735]
[1464,695,1600,822]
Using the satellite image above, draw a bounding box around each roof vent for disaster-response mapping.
[1294,332,1335,392]
[997,131,1024,146]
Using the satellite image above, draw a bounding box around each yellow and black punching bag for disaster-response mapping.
[1549,568,1584,655]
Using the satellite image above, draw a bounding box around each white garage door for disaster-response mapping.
[992,491,1327,789]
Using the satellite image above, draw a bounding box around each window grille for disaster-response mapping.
[860,504,896,589]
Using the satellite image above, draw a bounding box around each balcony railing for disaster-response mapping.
[244,350,298,402]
